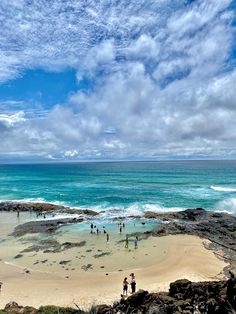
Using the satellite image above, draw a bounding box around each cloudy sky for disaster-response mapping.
[0,0,235,162]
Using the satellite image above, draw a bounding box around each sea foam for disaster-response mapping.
[210,186,236,192]
[215,198,236,216]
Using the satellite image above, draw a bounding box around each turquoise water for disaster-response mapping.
[0,160,236,217]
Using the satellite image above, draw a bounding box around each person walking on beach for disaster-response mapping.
[123,277,129,297]
[107,233,109,243]
[119,225,122,233]
[130,273,136,294]
[0,282,2,294]
[125,236,129,248]
[134,238,138,249]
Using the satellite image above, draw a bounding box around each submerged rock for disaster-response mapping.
[11,218,84,237]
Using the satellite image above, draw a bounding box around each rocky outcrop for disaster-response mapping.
[11,217,84,237]
[4,301,37,314]
[143,208,236,272]
[108,279,235,313]
[0,201,99,216]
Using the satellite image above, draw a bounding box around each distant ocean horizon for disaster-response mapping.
[0,160,236,218]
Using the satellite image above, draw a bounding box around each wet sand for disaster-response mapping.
[0,232,227,310]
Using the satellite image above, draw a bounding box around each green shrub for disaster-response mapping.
[38,305,78,314]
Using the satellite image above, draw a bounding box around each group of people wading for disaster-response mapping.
[90,222,139,249]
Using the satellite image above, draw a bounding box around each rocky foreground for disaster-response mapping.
[1,279,236,314]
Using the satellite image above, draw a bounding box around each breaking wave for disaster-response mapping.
[210,186,236,192]
[215,198,236,216]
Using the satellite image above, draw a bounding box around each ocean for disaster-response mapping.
[0,160,236,217]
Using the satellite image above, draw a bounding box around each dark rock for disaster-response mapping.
[12,218,84,237]
[59,260,71,265]
[95,304,113,314]
[0,201,99,216]
[81,264,93,271]
[14,254,23,259]
[5,301,37,314]
[93,252,111,258]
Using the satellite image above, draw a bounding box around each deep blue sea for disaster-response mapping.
[0,160,236,217]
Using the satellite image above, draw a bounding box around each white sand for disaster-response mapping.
[0,235,227,310]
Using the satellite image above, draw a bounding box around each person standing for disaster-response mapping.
[123,277,129,296]
[130,273,136,294]
[125,236,129,248]
[107,233,110,243]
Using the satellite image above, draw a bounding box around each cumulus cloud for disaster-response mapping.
[0,0,235,160]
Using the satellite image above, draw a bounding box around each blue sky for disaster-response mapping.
[0,0,235,162]
[0,69,77,108]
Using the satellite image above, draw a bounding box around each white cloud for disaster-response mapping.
[0,112,25,126]
[0,0,235,160]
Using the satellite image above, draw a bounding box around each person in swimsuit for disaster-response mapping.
[123,277,129,296]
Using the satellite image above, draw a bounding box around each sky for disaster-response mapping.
[0,0,235,162]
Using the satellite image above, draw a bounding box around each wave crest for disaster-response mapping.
[210,186,236,192]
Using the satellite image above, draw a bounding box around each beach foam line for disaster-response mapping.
[210,186,236,192]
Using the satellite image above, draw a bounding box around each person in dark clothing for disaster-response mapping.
[125,236,129,248]
[226,271,236,304]
[130,273,136,294]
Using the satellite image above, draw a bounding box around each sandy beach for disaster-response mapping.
[0,234,227,310]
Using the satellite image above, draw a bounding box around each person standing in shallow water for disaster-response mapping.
[123,277,129,296]
[125,236,129,248]
[130,273,136,294]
